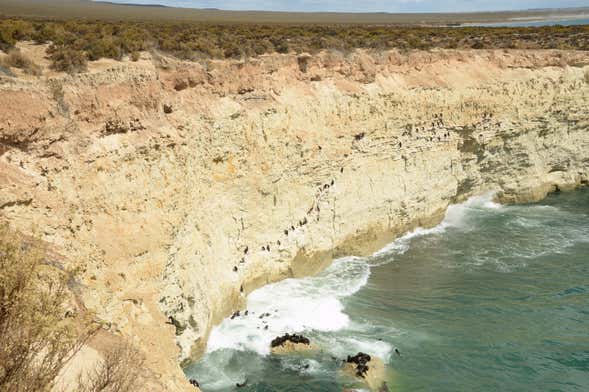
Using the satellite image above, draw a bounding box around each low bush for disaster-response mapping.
[0,224,146,391]
[47,45,87,74]
[0,224,85,391]
[0,17,588,73]
[0,48,41,75]
[78,343,145,392]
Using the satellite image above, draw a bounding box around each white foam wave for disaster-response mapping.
[373,192,501,258]
[207,257,370,355]
[280,358,324,375]
[207,192,504,357]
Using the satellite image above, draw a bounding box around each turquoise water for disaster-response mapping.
[186,189,589,391]
[469,18,589,27]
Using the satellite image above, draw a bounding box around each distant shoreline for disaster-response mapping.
[1,1,588,25]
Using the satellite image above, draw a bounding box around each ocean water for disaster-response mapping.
[469,18,589,27]
[185,188,589,391]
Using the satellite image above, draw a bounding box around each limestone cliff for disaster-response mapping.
[1,45,588,390]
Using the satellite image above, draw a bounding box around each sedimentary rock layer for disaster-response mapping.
[1,47,588,390]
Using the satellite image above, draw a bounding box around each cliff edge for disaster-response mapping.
[1,45,588,390]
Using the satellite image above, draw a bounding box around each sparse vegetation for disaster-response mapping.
[78,343,145,392]
[0,224,145,391]
[0,48,41,75]
[0,224,86,392]
[47,45,87,74]
[0,17,587,74]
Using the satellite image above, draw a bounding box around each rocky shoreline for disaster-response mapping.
[1,44,588,390]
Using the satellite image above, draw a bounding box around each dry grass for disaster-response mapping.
[0,49,41,75]
[77,343,145,392]
[0,224,146,391]
[0,224,85,391]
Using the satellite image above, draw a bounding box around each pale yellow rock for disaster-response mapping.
[1,45,588,390]
[271,341,317,355]
[342,357,387,391]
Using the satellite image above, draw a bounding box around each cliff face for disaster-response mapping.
[1,46,588,390]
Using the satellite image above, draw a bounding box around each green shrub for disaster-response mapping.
[48,45,87,74]
[1,17,588,69]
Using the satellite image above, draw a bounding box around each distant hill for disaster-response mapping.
[0,0,587,25]
[95,1,171,7]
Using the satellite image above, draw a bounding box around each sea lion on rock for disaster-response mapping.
[189,379,199,387]
[270,333,315,354]
[346,352,371,378]
[236,379,248,388]
[343,352,386,391]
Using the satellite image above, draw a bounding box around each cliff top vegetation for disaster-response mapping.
[0,17,588,74]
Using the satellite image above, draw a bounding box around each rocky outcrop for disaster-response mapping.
[270,333,314,354]
[343,352,387,390]
[0,45,588,390]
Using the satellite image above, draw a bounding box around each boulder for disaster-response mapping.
[270,333,315,354]
[342,352,386,391]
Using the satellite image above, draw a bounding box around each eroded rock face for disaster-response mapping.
[1,46,588,390]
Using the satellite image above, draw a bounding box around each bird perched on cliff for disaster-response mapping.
[233,266,238,272]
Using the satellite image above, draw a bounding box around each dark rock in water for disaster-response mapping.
[346,352,372,378]
[236,379,248,388]
[395,348,401,357]
[270,333,310,348]
[189,378,199,387]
